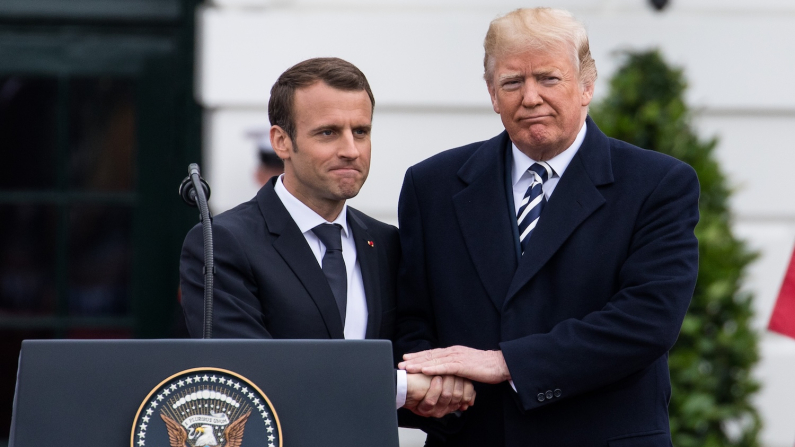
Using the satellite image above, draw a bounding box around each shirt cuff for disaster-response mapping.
[395,369,408,409]
[509,379,517,392]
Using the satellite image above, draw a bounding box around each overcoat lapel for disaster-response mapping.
[348,211,382,339]
[504,118,614,305]
[453,132,519,310]
[257,181,345,339]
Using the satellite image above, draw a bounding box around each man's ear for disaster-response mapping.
[270,125,292,160]
[487,82,500,114]
[581,82,595,107]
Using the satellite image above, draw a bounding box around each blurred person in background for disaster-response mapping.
[253,134,284,187]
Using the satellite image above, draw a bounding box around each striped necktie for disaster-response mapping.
[517,162,553,255]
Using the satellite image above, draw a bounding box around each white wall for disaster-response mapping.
[196,1,795,445]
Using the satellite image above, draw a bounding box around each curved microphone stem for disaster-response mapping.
[187,164,214,339]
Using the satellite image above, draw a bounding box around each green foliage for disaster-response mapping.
[590,50,761,447]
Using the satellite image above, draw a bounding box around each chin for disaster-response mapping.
[335,184,363,200]
[528,126,554,141]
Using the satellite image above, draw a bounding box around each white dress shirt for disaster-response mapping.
[511,121,587,213]
[274,176,407,407]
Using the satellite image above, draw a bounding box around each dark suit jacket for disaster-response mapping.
[180,178,400,340]
[395,117,699,447]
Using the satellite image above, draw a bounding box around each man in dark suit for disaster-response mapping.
[396,8,699,447]
[181,57,473,417]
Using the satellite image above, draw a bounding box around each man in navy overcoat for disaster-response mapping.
[397,8,699,447]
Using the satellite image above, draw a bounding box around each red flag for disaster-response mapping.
[769,245,795,339]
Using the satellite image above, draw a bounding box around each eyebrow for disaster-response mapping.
[534,68,560,77]
[498,73,522,82]
[311,124,342,133]
[310,123,372,133]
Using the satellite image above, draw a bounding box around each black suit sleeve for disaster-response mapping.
[180,222,273,339]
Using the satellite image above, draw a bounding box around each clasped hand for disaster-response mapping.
[400,346,511,418]
[404,373,476,418]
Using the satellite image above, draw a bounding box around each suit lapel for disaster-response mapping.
[453,132,519,310]
[504,117,614,305]
[348,210,382,339]
[257,181,345,339]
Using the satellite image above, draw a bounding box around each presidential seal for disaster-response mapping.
[132,367,282,447]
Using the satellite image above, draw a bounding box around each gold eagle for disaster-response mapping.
[160,410,252,447]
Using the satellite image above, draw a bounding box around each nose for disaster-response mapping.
[521,80,543,108]
[337,130,361,159]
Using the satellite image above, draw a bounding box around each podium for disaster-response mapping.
[10,339,400,447]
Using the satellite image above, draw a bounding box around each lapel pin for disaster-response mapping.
[367,240,375,247]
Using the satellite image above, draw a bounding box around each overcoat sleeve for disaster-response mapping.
[393,167,438,362]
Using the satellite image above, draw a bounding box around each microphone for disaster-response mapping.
[179,163,211,208]
[179,163,214,339]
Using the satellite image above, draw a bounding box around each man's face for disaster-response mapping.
[272,81,372,218]
[487,47,594,160]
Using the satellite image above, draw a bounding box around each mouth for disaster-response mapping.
[329,166,360,175]
[518,115,551,122]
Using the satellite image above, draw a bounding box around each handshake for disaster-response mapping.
[399,346,510,418]
[403,373,475,418]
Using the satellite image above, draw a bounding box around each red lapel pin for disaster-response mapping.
[367,241,375,247]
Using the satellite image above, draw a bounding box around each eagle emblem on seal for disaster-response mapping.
[160,410,251,447]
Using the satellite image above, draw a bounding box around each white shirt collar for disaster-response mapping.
[274,175,349,237]
[511,121,588,186]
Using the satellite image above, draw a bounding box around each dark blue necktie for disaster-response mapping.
[517,162,552,255]
[312,223,347,323]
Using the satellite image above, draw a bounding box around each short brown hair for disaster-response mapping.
[268,57,375,141]
[483,8,597,88]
